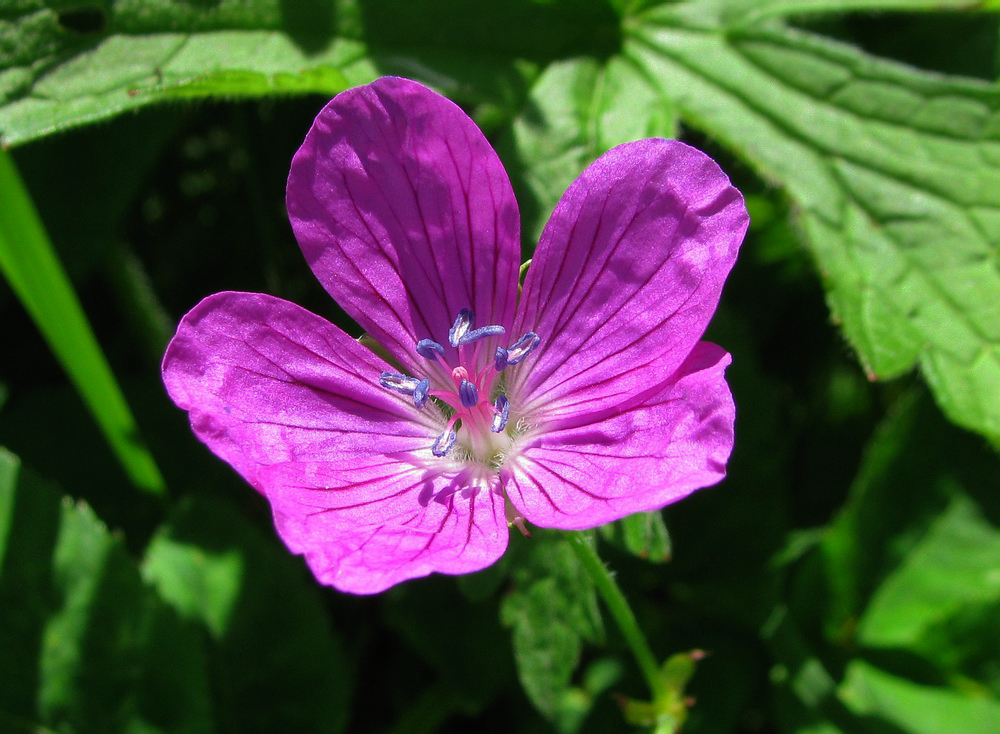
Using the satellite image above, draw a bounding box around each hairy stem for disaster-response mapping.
[568,531,668,702]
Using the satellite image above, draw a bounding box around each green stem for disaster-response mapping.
[568,531,668,702]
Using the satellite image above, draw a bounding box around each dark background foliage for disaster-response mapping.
[1,1,999,732]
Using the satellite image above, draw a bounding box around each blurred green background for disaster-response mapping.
[2,1,999,732]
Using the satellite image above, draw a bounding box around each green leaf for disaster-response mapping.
[0,0,621,148]
[820,390,1000,657]
[839,661,1000,734]
[0,447,211,734]
[0,2,373,147]
[500,55,678,243]
[837,397,1000,695]
[769,393,1000,731]
[795,389,1000,704]
[500,531,604,732]
[142,495,352,734]
[0,149,164,494]
[717,0,1000,27]
[627,3,1000,443]
[598,510,672,563]
[858,492,1000,651]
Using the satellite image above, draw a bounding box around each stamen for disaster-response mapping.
[416,339,445,359]
[412,378,430,409]
[432,429,457,457]
[505,332,540,365]
[448,308,505,346]
[460,324,505,345]
[459,379,479,408]
[379,371,421,394]
[491,395,510,433]
[405,310,544,463]
[380,372,431,409]
[449,309,475,347]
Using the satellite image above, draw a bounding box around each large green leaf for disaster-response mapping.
[768,388,1000,732]
[142,495,352,734]
[626,2,1000,444]
[812,388,1000,699]
[0,0,620,147]
[717,0,1000,26]
[0,1,371,147]
[0,447,210,734]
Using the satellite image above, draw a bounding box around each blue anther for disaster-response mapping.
[505,332,540,365]
[379,371,421,394]
[491,395,510,433]
[413,378,430,409]
[449,309,475,347]
[449,308,505,347]
[494,346,508,371]
[459,379,479,408]
[461,324,505,345]
[380,371,431,409]
[432,429,457,457]
[416,339,445,359]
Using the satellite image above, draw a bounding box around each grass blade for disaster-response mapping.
[0,149,165,495]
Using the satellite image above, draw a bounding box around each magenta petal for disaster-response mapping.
[509,139,747,422]
[504,342,735,529]
[263,463,508,594]
[162,291,436,491]
[163,292,508,593]
[287,77,521,370]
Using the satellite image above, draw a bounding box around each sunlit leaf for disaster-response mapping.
[839,661,1000,734]
[858,493,1000,651]
[717,0,1000,26]
[0,2,370,147]
[0,0,619,148]
[627,1,1000,443]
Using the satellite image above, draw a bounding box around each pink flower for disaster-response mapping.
[162,78,748,594]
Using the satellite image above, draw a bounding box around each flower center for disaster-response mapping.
[379,308,540,463]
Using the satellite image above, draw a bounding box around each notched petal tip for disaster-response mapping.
[286,78,521,368]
